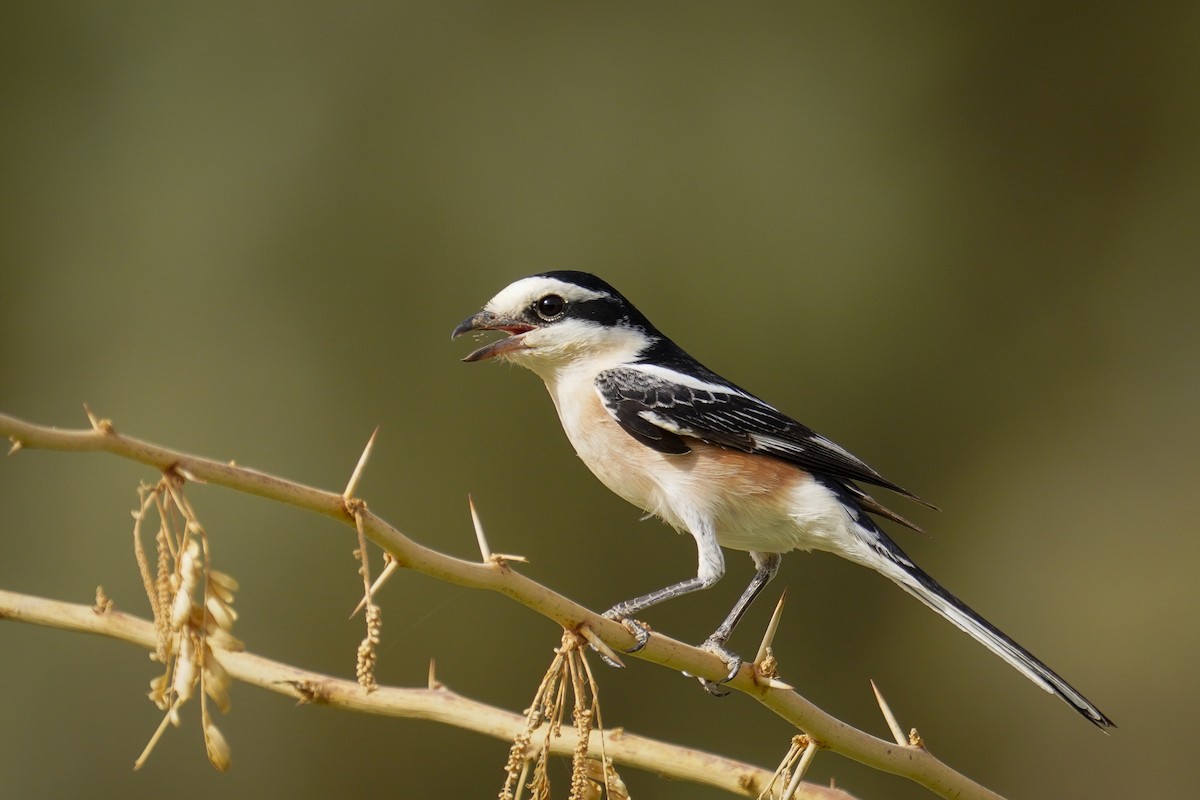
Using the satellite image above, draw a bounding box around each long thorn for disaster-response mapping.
[468,495,491,562]
[343,426,379,499]
[871,679,906,746]
[755,588,788,665]
[428,658,441,690]
[578,624,624,668]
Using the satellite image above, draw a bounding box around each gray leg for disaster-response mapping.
[605,574,714,618]
[706,551,782,648]
[601,515,725,654]
[696,551,782,694]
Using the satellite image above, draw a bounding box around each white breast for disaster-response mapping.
[540,370,860,559]
[544,370,666,514]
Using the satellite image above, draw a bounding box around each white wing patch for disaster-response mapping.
[638,410,689,434]
[624,362,750,398]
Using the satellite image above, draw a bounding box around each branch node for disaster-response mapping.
[7,436,21,455]
[93,586,114,615]
[83,403,115,434]
[162,461,203,487]
[342,496,367,518]
[281,679,326,705]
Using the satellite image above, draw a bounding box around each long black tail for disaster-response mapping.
[867,538,1114,729]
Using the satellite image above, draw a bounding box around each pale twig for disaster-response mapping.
[760,735,821,800]
[353,509,373,598]
[0,411,1005,800]
[131,487,160,625]
[350,556,399,618]
[514,758,532,800]
[782,739,820,800]
[133,702,177,771]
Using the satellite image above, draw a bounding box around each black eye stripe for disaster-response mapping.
[525,291,650,330]
[569,296,631,327]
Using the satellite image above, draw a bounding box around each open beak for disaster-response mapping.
[451,310,536,362]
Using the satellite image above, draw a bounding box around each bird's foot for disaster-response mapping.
[685,636,742,696]
[593,608,651,667]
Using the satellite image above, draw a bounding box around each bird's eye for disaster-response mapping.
[534,294,566,321]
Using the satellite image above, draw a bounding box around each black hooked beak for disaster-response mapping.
[451,310,535,362]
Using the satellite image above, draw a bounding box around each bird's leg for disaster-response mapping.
[696,551,781,695]
[598,518,725,656]
[602,576,714,653]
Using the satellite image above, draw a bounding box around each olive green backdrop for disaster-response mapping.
[2,3,1196,799]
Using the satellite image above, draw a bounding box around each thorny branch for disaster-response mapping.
[1,589,849,798]
[0,410,1004,800]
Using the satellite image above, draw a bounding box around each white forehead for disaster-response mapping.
[484,275,608,314]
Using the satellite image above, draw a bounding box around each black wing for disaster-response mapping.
[594,365,934,513]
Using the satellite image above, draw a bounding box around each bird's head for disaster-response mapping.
[452,271,655,377]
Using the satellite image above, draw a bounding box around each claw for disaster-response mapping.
[619,618,651,652]
[686,636,742,694]
[599,608,651,655]
[699,679,733,697]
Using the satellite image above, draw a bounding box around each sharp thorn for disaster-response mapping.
[469,495,492,562]
[343,425,380,499]
[871,679,907,746]
[755,588,788,665]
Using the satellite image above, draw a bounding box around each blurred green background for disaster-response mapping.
[2,3,1197,798]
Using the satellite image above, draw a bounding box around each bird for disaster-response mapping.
[452,269,1113,729]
